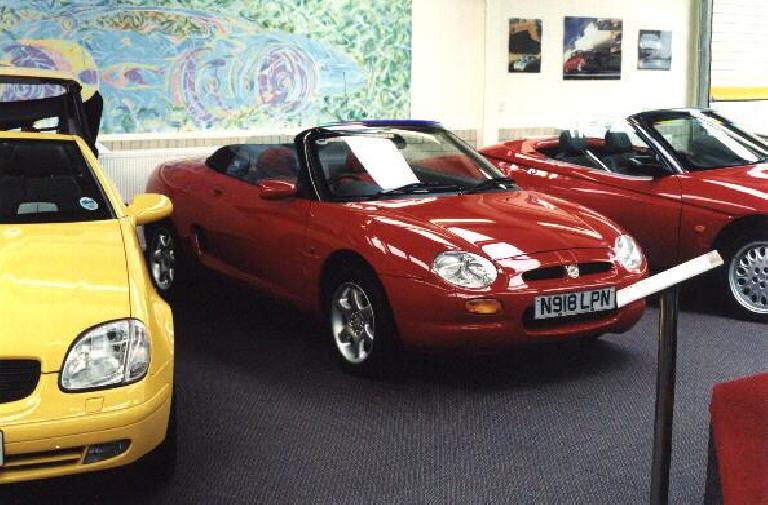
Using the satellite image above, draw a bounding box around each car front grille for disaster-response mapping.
[0,359,41,404]
[0,447,86,481]
[522,261,613,282]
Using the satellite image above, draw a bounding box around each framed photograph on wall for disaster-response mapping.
[509,18,542,73]
[638,30,672,70]
[563,17,622,80]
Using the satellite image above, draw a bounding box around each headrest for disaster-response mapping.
[604,131,633,155]
[256,146,297,179]
[558,130,586,155]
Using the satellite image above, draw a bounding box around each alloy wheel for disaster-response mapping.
[151,229,176,291]
[729,241,768,314]
[330,282,375,364]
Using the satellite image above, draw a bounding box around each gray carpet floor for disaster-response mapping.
[2,278,766,504]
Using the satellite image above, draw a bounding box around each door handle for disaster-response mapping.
[211,187,224,197]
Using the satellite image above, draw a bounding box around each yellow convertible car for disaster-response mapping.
[0,69,176,484]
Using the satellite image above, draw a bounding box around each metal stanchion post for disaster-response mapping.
[650,286,680,505]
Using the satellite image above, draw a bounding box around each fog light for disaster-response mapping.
[465,298,502,315]
[83,440,130,464]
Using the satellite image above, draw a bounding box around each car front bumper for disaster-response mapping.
[0,368,171,485]
[381,272,646,351]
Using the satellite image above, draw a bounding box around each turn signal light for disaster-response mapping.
[465,298,502,315]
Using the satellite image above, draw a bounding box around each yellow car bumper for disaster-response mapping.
[0,367,172,485]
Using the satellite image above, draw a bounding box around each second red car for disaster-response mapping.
[146,121,646,373]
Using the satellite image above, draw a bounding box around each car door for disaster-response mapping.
[185,146,254,273]
[212,145,311,300]
[496,149,683,270]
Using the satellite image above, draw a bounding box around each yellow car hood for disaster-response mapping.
[0,220,130,373]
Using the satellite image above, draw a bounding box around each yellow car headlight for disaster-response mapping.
[60,319,150,392]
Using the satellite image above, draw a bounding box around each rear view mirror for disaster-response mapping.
[127,193,173,225]
[259,179,297,200]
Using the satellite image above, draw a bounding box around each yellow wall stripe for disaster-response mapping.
[711,87,768,101]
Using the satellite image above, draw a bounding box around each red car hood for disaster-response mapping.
[366,191,612,259]
[683,163,768,214]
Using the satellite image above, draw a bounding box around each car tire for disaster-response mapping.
[720,232,768,321]
[145,221,182,301]
[323,262,400,376]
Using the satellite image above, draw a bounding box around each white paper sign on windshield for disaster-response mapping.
[343,136,419,190]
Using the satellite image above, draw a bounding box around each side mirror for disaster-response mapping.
[258,179,297,200]
[127,193,173,225]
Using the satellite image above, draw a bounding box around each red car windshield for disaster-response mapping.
[646,111,768,170]
[312,126,508,199]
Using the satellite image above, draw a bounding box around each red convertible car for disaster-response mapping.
[481,109,768,319]
[146,120,646,373]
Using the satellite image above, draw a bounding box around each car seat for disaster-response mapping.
[555,130,593,167]
[602,131,635,173]
[255,146,298,181]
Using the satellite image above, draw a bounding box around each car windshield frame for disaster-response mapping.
[0,72,101,153]
[304,123,510,202]
[0,136,114,224]
[631,109,768,172]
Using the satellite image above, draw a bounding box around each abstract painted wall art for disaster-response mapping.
[0,1,412,133]
[508,19,542,73]
[563,17,622,80]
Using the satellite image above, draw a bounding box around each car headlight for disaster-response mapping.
[60,319,150,392]
[614,235,643,272]
[432,251,498,289]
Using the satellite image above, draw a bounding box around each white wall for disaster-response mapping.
[411,0,486,131]
[483,0,695,140]
[711,0,768,91]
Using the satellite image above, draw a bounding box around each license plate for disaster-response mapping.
[534,287,616,320]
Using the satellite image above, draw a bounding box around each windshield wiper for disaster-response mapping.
[462,176,518,194]
[376,181,464,197]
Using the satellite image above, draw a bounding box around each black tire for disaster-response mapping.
[323,261,400,376]
[144,221,182,301]
[719,231,768,322]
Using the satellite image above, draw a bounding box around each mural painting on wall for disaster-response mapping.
[638,30,672,71]
[563,17,622,80]
[0,1,412,133]
[508,19,541,73]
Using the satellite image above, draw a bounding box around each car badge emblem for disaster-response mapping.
[565,264,580,278]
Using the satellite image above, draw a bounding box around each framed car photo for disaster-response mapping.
[509,18,542,73]
[638,30,672,70]
[563,16,623,80]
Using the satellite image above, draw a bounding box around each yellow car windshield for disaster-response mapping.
[0,139,111,223]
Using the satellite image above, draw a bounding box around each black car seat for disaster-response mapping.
[602,131,635,174]
[555,130,593,167]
